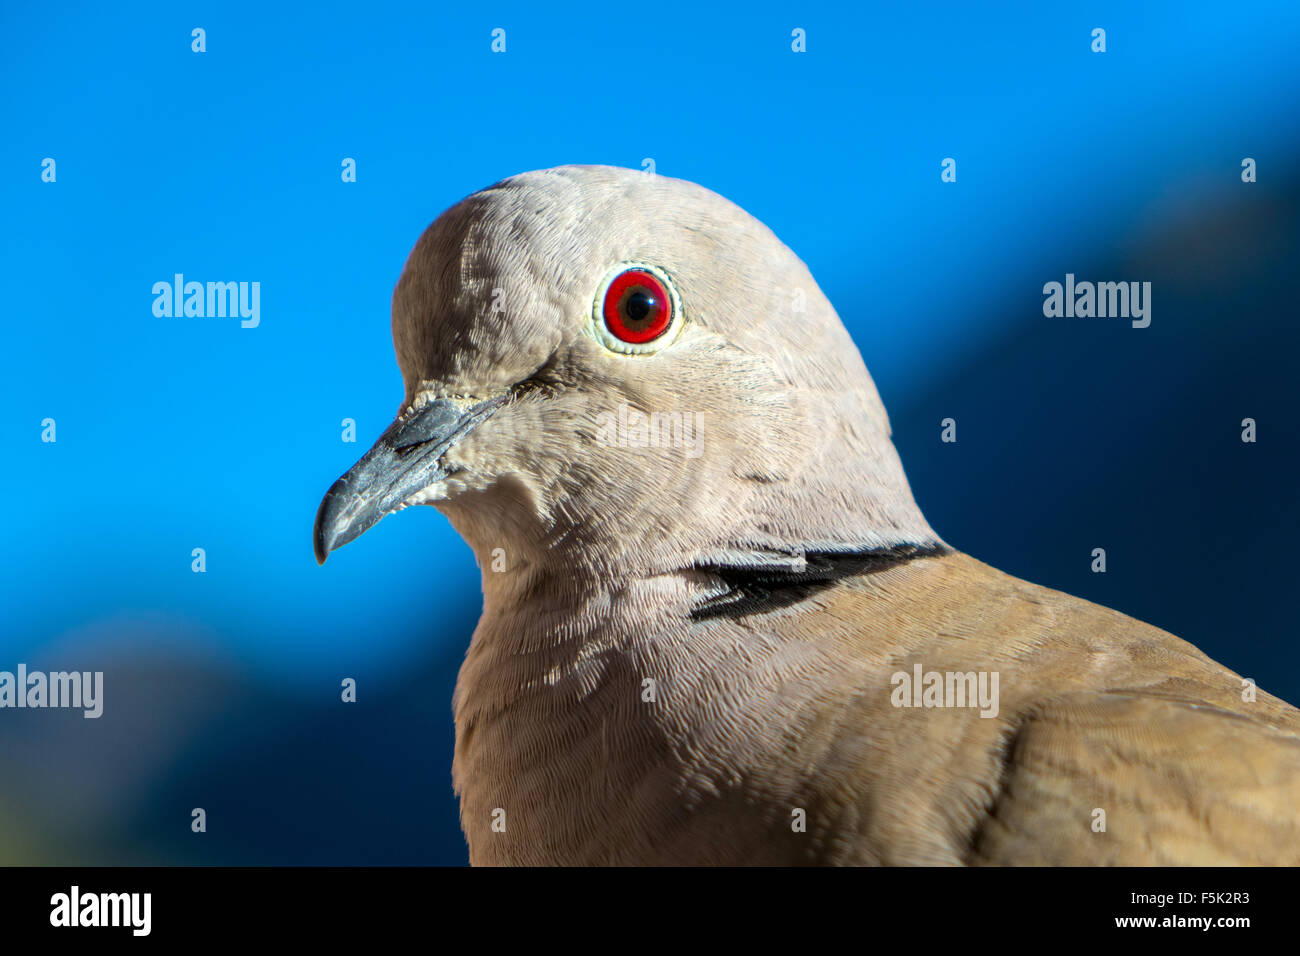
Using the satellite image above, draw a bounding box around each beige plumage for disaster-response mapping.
[314,165,1300,865]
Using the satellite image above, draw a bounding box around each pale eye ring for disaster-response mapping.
[591,262,683,355]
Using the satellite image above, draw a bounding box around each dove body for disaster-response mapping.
[315,165,1300,866]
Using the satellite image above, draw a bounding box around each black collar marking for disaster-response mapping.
[690,543,950,621]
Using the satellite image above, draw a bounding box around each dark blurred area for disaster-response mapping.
[0,605,476,865]
[896,178,1300,709]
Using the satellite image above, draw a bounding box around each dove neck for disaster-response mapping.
[442,479,942,614]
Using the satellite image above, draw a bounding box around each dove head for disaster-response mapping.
[314,165,938,583]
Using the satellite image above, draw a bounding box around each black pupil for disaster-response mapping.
[625,289,656,323]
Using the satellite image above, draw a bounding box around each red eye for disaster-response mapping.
[603,268,673,344]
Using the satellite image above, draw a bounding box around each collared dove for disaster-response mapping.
[314,165,1300,866]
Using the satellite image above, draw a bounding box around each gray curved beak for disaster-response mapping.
[313,395,507,564]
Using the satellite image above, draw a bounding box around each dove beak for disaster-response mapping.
[313,394,507,564]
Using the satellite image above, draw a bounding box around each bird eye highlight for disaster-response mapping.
[592,264,681,354]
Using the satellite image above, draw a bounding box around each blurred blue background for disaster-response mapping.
[1,1,1297,863]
